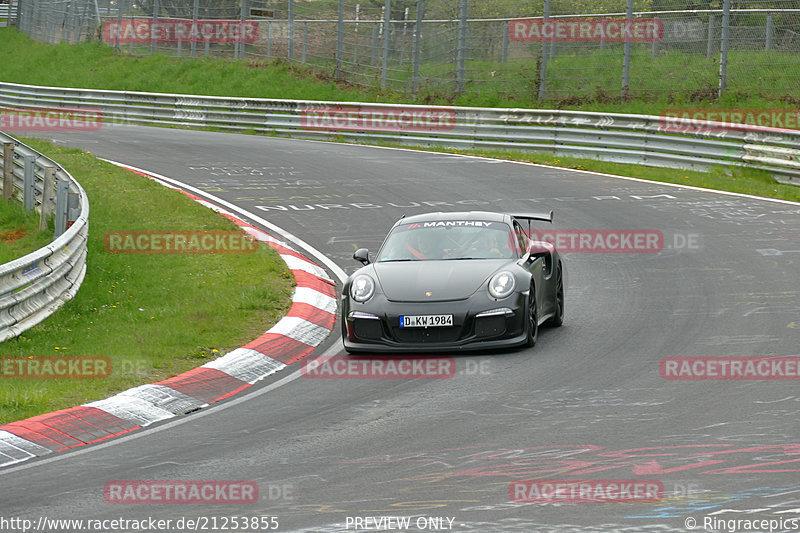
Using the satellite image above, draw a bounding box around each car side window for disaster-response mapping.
[513,222,528,256]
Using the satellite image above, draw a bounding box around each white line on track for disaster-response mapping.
[310,139,800,207]
[5,139,795,473]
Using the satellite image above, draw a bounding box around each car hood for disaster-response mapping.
[372,259,510,302]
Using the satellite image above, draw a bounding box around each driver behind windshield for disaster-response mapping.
[408,230,445,260]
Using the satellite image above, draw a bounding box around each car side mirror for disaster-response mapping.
[353,248,370,265]
[527,241,554,258]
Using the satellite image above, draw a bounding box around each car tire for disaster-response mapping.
[525,283,538,347]
[547,264,564,327]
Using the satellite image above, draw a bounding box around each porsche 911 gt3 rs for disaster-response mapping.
[341,211,564,353]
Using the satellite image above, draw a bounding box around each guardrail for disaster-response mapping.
[1,81,798,186]
[0,130,89,344]
[0,4,15,19]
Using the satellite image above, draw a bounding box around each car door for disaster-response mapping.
[513,220,555,320]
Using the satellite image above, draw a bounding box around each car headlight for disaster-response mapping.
[350,274,376,303]
[488,271,516,299]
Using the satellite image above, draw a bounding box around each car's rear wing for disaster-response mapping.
[513,211,554,224]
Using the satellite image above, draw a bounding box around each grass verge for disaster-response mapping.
[0,138,294,425]
[0,198,53,264]
[1,27,799,114]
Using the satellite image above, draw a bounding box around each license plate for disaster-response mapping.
[399,314,454,328]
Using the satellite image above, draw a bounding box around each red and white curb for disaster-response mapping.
[0,165,338,467]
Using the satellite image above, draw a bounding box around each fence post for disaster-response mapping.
[92,0,101,32]
[412,0,423,96]
[336,0,344,79]
[239,0,247,60]
[371,23,378,67]
[114,0,122,49]
[765,13,773,51]
[622,0,632,97]
[706,13,714,59]
[502,20,509,63]
[353,3,359,64]
[150,0,159,55]
[288,0,294,61]
[73,0,85,44]
[39,167,55,232]
[303,21,308,63]
[600,17,605,51]
[89,0,103,41]
[23,154,35,211]
[128,0,134,54]
[46,0,54,44]
[55,178,69,237]
[191,0,199,58]
[537,0,550,100]
[2,143,13,201]
[266,21,272,58]
[719,0,730,97]
[651,21,659,58]
[456,0,467,93]
[65,0,76,44]
[37,0,45,42]
[381,0,391,89]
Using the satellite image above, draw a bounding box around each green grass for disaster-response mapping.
[0,138,294,425]
[0,28,395,103]
[0,197,53,264]
[2,27,800,113]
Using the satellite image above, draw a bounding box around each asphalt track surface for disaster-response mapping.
[1,124,799,533]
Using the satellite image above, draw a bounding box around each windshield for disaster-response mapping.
[377,221,516,261]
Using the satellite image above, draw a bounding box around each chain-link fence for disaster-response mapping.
[8,0,800,102]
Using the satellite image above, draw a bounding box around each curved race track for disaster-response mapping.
[1,124,799,533]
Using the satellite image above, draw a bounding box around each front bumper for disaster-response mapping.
[342,292,529,353]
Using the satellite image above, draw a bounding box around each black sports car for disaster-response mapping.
[341,211,564,353]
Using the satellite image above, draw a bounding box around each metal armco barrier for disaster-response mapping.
[1,81,798,185]
[0,130,89,343]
